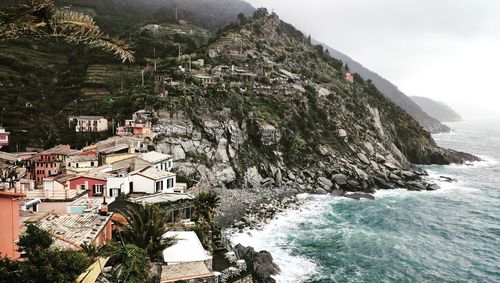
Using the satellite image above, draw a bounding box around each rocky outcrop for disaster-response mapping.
[234,244,280,283]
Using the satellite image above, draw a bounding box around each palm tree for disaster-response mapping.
[118,203,175,261]
[0,0,134,62]
[80,242,103,260]
[193,190,221,223]
[103,243,150,283]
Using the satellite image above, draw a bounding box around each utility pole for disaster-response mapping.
[141,69,144,87]
[175,8,178,21]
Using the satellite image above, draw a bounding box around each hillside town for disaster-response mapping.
[0,104,264,282]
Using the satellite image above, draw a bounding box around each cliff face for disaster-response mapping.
[150,14,477,220]
[320,43,450,134]
[410,96,462,122]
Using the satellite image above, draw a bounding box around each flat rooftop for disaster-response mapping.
[163,231,211,264]
[131,193,194,204]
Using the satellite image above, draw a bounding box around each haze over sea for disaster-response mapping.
[232,119,500,283]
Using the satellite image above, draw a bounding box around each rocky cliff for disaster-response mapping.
[151,13,478,226]
[320,42,451,133]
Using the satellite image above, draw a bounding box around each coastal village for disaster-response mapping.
[0,109,256,282]
[0,2,476,282]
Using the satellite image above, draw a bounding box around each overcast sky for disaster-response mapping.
[245,0,500,119]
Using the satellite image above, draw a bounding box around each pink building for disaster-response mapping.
[345,72,354,83]
[0,191,25,259]
[0,127,9,148]
[69,175,107,197]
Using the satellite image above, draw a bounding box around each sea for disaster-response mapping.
[231,119,500,283]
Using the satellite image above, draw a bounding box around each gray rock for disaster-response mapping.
[317,177,333,191]
[389,173,401,180]
[288,172,296,181]
[357,153,371,165]
[338,129,347,137]
[427,183,441,191]
[344,192,375,200]
[355,167,369,180]
[402,171,418,180]
[384,162,398,171]
[318,145,330,156]
[331,189,344,197]
[373,176,393,189]
[375,153,386,163]
[332,173,348,185]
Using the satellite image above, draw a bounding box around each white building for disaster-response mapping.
[106,174,130,198]
[66,155,99,174]
[69,116,108,133]
[161,231,213,283]
[130,167,176,194]
[140,151,173,171]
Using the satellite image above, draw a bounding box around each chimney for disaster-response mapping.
[99,195,108,216]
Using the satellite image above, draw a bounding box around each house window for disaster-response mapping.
[93,184,104,195]
[166,178,174,189]
[91,161,95,166]
[155,181,163,193]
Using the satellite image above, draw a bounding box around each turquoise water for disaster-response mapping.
[232,120,500,283]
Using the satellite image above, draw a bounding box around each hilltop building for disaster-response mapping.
[69,116,108,133]
[0,127,9,148]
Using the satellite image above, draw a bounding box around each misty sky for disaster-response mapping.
[246,0,500,119]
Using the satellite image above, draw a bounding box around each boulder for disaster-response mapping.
[373,176,393,189]
[402,170,418,181]
[338,129,347,137]
[375,153,386,163]
[357,153,370,165]
[332,173,348,185]
[355,167,369,180]
[427,183,441,191]
[234,244,280,283]
[384,162,398,171]
[331,189,344,197]
[344,192,375,200]
[317,177,333,191]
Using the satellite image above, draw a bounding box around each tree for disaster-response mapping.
[118,203,175,260]
[193,190,221,223]
[103,243,150,283]
[0,0,134,62]
[80,242,103,260]
[0,224,90,283]
[237,12,247,26]
[252,7,268,19]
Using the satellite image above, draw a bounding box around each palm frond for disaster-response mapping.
[0,0,134,62]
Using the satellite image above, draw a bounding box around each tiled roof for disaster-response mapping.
[67,155,98,163]
[160,261,212,283]
[36,213,112,249]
